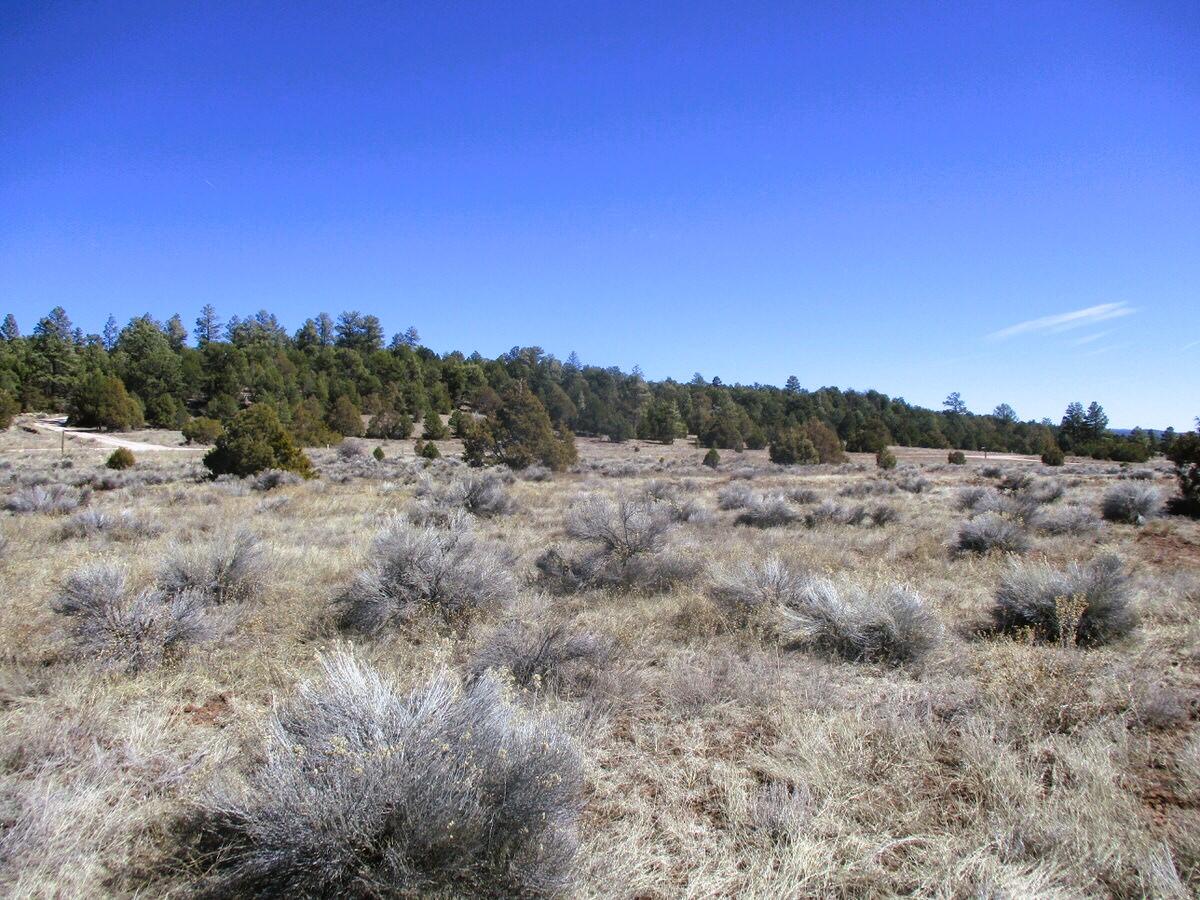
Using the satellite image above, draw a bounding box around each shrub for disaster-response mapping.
[203,404,314,479]
[5,483,88,515]
[409,472,514,524]
[181,417,224,446]
[51,564,214,673]
[702,448,720,469]
[734,494,799,528]
[372,445,385,461]
[768,428,818,466]
[804,499,897,528]
[948,450,966,465]
[251,468,302,491]
[0,390,17,430]
[875,447,897,470]
[894,472,930,494]
[566,494,670,560]
[191,651,582,898]
[786,487,819,504]
[336,516,515,632]
[462,382,576,471]
[979,465,1003,478]
[838,480,897,497]
[709,555,805,626]
[469,619,610,695]
[337,438,367,460]
[105,447,135,470]
[955,486,990,511]
[1032,504,1101,536]
[421,407,449,440]
[717,482,756,510]
[803,419,846,464]
[954,513,1031,554]
[1041,444,1065,466]
[1101,483,1161,524]
[1165,429,1200,517]
[992,555,1135,647]
[157,529,267,605]
[67,372,144,431]
[779,577,940,665]
[327,395,365,437]
[57,508,159,541]
[539,494,699,594]
[415,438,441,460]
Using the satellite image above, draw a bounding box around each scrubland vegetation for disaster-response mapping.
[2,411,1199,898]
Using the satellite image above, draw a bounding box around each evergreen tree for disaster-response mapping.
[421,406,449,440]
[803,418,846,463]
[463,381,575,470]
[943,392,968,415]
[769,427,819,465]
[204,404,314,478]
[327,395,365,437]
[1059,402,1087,449]
[68,373,144,430]
[637,398,682,444]
[1083,402,1109,439]
[165,314,188,351]
[992,403,1017,423]
[784,375,801,393]
[1,314,19,341]
[102,315,119,350]
[194,304,222,345]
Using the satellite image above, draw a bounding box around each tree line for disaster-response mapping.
[0,305,1170,464]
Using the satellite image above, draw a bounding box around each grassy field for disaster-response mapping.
[1,424,1197,897]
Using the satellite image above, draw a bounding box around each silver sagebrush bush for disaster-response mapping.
[157,528,267,605]
[780,578,940,665]
[469,619,611,695]
[954,513,1031,554]
[51,564,216,673]
[337,515,515,632]
[192,650,583,898]
[992,554,1135,647]
[1101,483,1160,524]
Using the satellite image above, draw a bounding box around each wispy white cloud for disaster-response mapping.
[1071,330,1111,346]
[1183,338,1200,351]
[988,302,1135,341]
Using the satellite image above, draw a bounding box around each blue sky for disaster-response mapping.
[2,2,1197,428]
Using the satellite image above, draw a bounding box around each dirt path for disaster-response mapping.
[30,418,198,453]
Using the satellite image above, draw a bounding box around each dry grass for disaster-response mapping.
[1,427,1198,896]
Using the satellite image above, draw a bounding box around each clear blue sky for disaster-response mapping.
[2,2,1197,428]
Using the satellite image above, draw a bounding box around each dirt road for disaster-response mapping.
[30,418,198,453]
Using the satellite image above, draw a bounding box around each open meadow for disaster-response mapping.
[1,422,1198,898]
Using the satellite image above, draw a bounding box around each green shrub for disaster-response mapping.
[462,382,576,471]
[417,439,441,460]
[1040,444,1065,466]
[875,447,897,470]
[373,446,385,461]
[422,408,449,440]
[703,448,720,468]
[768,427,819,465]
[948,450,966,465]
[1165,427,1200,517]
[327,396,365,437]
[106,447,135,470]
[203,404,314,479]
[67,373,144,431]
[804,419,847,463]
[0,390,19,430]
[181,417,224,446]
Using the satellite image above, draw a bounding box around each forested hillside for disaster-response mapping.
[0,306,1165,461]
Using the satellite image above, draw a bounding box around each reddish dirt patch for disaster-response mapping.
[1135,528,1200,567]
[181,693,230,726]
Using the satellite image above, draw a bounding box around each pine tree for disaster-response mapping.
[768,427,819,465]
[784,375,801,394]
[194,304,222,345]
[943,392,968,415]
[165,314,188,351]
[1,314,19,341]
[1083,402,1109,439]
[102,315,119,350]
